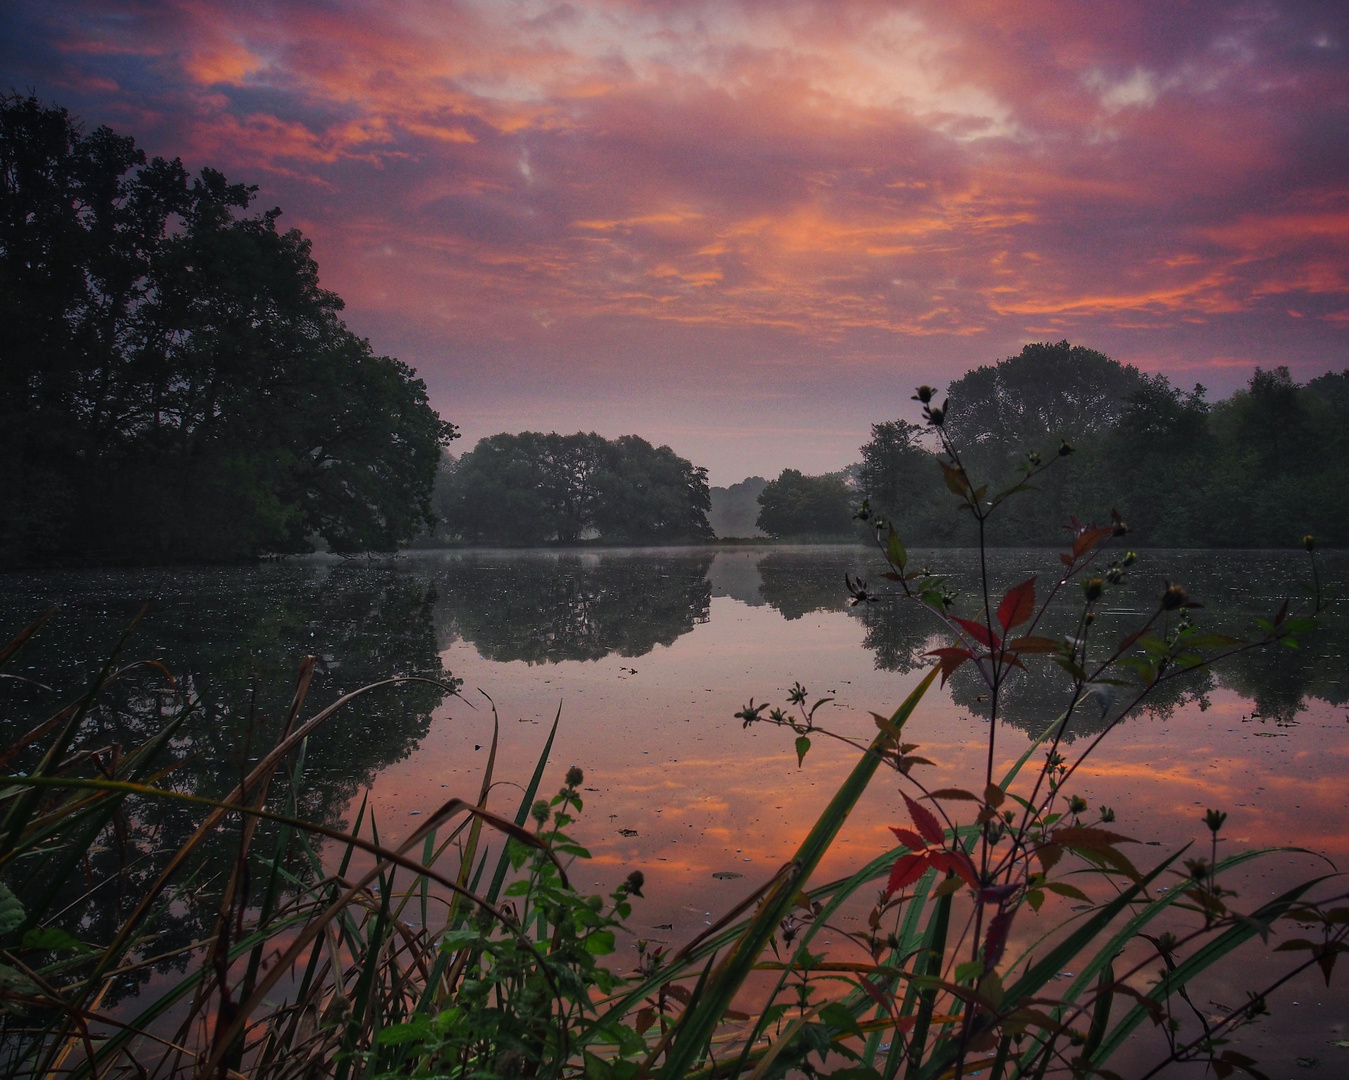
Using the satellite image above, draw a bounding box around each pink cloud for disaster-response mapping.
[4,0,1347,480]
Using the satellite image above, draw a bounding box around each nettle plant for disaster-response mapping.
[735,386,1343,1080]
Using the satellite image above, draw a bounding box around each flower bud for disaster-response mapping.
[624,870,646,896]
[1058,439,1074,457]
[565,765,584,788]
[1161,583,1188,611]
[1082,578,1104,603]
[1122,551,1137,567]
[912,385,935,404]
[928,407,944,426]
[531,799,550,824]
[1303,534,1317,552]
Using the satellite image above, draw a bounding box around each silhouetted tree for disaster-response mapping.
[439,432,711,545]
[755,470,854,539]
[0,95,455,564]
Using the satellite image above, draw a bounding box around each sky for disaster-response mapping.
[3,1,1348,484]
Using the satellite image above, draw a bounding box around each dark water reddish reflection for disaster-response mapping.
[3,546,1345,1074]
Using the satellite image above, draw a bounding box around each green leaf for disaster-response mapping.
[819,1001,865,1040]
[939,461,971,497]
[21,927,88,952]
[440,928,483,952]
[586,929,616,955]
[375,1014,432,1045]
[0,885,25,937]
[796,735,812,767]
[886,529,907,570]
[954,960,983,983]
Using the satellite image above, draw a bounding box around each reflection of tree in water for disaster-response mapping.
[755,547,1345,740]
[755,549,942,673]
[755,550,857,620]
[1,565,452,1002]
[430,552,714,664]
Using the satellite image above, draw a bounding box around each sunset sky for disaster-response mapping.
[4,1,1347,483]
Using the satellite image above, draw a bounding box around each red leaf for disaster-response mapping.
[983,908,1015,971]
[929,850,979,889]
[997,576,1037,632]
[951,616,1000,650]
[885,853,928,897]
[1072,526,1113,559]
[890,826,927,851]
[1060,553,1073,566]
[925,647,974,686]
[903,791,945,847]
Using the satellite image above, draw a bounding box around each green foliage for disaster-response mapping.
[438,431,712,545]
[0,95,455,564]
[756,468,856,539]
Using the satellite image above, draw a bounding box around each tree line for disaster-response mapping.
[755,341,1348,548]
[1,95,454,565]
[430,431,713,545]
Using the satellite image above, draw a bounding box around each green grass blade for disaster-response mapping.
[657,669,938,1079]
[1085,875,1333,1068]
[485,702,560,906]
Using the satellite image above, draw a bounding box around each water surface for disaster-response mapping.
[3,545,1346,1072]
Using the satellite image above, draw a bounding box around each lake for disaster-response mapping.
[3,545,1346,1074]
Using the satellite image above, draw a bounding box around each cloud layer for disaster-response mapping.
[4,0,1347,480]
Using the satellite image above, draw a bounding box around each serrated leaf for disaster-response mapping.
[925,647,974,686]
[1072,526,1113,559]
[998,577,1037,631]
[21,927,88,952]
[0,886,24,937]
[890,826,926,850]
[903,792,945,846]
[951,616,1000,650]
[885,853,928,897]
[819,1001,865,1040]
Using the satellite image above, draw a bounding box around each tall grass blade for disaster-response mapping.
[657,669,938,1079]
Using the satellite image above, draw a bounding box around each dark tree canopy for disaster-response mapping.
[755,469,855,539]
[438,431,712,545]
[0,95,455,564]
[858,342,1349,548]
[944,341,1145,472]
